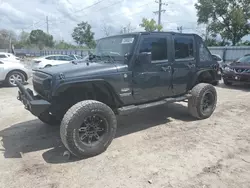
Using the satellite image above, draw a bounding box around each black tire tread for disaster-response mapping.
[188,83,217,119]
[60,100,117,158]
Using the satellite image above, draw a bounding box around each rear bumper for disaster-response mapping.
[16,81,51,117]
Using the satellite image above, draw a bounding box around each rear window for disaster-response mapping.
[0,55,6,58]
[174,36,194,60]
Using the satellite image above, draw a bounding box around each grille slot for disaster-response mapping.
[32,71,52,98]
[233,68,250,73]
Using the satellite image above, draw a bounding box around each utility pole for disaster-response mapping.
[46,16,49,34]
[153,0,167,31]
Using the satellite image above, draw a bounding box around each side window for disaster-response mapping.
[45,56,55,60]
[0,55,7,58]
[199,42,212,61]
[139,37,168,62]
[60,56,74,61]
[174,36,194,60]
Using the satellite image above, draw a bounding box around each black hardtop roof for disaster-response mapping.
[98,31,201,40]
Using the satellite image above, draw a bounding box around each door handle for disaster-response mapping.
[161,66,171,72]
[187,62,195,69]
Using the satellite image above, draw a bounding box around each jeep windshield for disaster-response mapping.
[93,35,136,62]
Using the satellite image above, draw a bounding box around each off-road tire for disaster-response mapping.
[5,71,25,87]
[223,79,232,86]
[60,100,117,158]
[38,111,61,126]
[188,83,217,119]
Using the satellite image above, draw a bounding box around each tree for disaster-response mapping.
[29,29,54,49]
[72,21,96,48]
[102,23,112,36]
[139,18,163,32]
[0,29,17,49]
[195,0,250,46]
[120,22,135,34]
[15,31,30,48]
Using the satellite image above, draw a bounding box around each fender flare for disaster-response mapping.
[52,79,123,106]
[189,69,215,89]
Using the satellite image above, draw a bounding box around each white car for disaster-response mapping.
[0,59,32,87]
[0,52,21,63]
[32,55,75,69]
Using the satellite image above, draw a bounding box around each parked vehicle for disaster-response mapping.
[0,60,31,87]
[0,52,21,63]
[16,32,220,158]
[211,54,225,73]
[32,54,75,69]
[222,55,250,86]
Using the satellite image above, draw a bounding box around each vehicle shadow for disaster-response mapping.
[0,103,196,164]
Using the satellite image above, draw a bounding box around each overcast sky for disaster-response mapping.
[0,0,206,43]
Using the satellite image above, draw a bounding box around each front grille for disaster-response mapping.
[32,71,52,98]
[233,68,250,73]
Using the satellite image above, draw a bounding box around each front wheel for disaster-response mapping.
[60,100,117,158]
[188,83,217,119]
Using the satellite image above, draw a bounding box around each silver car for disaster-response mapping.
[0,59,32,87]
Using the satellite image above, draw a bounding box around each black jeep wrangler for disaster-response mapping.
[16,32,221,158]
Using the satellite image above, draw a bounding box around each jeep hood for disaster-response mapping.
[34,61,127,78]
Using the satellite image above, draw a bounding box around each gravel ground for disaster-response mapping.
[0,81,250,188]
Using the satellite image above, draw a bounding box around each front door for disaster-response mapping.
[170,34,196,96]
[132,34,173,103]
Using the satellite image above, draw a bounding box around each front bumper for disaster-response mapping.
[222,72,250,84]
[16,81,51,117]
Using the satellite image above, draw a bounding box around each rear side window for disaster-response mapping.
[199,42,212,61]
[45,56,55,60]
[59,56,74,61]
[174,36,194,60]
[139,37,168,62]
[0,55,6,58]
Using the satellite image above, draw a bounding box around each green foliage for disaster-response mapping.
[204,38,230,46]
[29,29,54,49]
[15,31,31,48]
[0,29,17,48]
[139,18,163,32]
[195,0,250,45]
[72,21,96,48]
[54,40,89,49]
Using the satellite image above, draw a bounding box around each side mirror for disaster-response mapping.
[137,52,152,64]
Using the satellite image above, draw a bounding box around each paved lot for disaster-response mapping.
[0,81,250,188]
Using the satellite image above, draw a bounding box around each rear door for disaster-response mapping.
[170,34,196,96]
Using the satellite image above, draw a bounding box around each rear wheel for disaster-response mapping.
[5,71,25,87]
[60,100,117,158]
[188,83,217,119]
